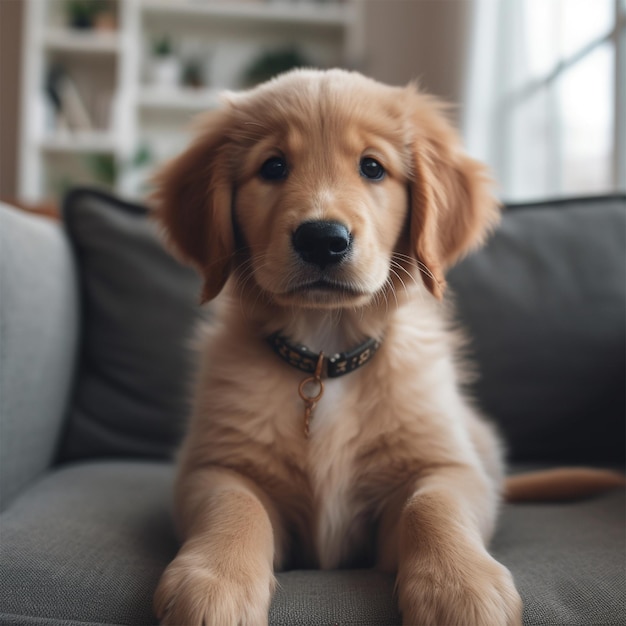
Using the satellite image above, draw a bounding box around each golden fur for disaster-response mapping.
[151,69,622,625]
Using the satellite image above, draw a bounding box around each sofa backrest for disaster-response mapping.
[448,195,625,464]
[59,189,625,465]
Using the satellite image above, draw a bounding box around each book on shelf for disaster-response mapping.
[46,64,94,132]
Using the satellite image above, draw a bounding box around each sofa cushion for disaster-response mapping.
[60,188,207,462]
[0,461,623,625]
[0,461,401,626]
[496,488,626,626]
[448,195,626,464]
[0,462,175,626]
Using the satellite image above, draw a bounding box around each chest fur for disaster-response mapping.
[305,378,370,568]
[202,364,390,566]
[196,327,460,569]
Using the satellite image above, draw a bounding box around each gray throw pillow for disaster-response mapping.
[448,195,626,464]
[60,188,207,461]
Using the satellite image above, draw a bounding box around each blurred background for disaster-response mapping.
[1,0,624,213]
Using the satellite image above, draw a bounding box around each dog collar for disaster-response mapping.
[267,332,381,379]
[267,332,382,437]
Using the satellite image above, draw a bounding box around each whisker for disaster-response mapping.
[391,253,438,285]
[389,259,415,300]
[389,259,419,292]
[234,253,275,319]
[387,268,405,306]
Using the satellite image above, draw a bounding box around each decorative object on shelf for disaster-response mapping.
[86,144,154,190]
[85,153,117,188]
[21,0,354,203]
[118,144,155,198]
[51,153,115,202]
[46,64,94,132]
[65,0,116,30]
[53,144,154,200]
[182,58,205,89]
[149,35,181,88]
[241,47,311,87]
[65,0,98,29]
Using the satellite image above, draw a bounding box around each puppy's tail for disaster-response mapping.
[504,468,626,503]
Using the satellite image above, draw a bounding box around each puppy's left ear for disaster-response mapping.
[151,107,236,303]
[407,90,500,299]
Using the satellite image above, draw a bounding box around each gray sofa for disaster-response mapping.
[0,190,624,626]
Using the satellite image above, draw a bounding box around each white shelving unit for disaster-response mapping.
[19,0,359,203]
[43,29,122,54]
[137,86,220,111]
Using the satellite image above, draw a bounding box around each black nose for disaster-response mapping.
[292,221,352,269]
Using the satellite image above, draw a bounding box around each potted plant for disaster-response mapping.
[65,0,100,29]
[149,35,180,88]
[182,58,206,89]
[242,47,310,87]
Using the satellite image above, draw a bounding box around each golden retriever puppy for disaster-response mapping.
[152,68,521,626]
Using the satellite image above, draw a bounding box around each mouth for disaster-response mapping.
[271,277,372,308]
[288,279,367,297]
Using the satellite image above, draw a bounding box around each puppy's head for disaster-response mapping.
[153,69,498,308]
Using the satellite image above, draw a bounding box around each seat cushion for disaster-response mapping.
[0,461,623,625]
[0,461,401,626]
[448,195,626,463]
[493,489,626,626]
[0,462,176,626]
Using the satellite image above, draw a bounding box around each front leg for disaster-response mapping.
[154,467,281,626]
[385,465,522,626]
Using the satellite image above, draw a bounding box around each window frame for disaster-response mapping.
[495,0,626,200]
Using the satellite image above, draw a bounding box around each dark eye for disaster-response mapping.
[359,157,385,181]
[259,156,288,181]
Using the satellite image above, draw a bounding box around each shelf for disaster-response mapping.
[20,0,357,202]
[140,0,353,28]
[40,132,117,153]
[138,86,220,111]
[44,29,121,54]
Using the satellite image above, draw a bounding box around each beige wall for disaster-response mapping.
[362,0,473,116]
[0,0,24,200]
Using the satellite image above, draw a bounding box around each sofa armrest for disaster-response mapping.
[0,204,80,511]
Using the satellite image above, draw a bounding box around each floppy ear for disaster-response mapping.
[151,108,236,303]
[407,91,500,299]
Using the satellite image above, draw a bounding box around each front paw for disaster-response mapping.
[154,553,275,626]
[398,548,522,626]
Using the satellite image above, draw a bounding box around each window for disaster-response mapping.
[467,0,625,201]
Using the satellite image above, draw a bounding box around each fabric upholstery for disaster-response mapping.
[448,195,626,464]
[0,460,623,625]
[494,490,626,626]
[0,462,174,626]
[0,204,79,511]
[60,190,626,466]
[59,189,207,462]
[0,461,401,626]
[1,192,625,626]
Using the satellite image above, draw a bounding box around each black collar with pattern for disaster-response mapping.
[267,332,381,379]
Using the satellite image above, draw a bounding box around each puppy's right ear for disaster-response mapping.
[152,108,235,303]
